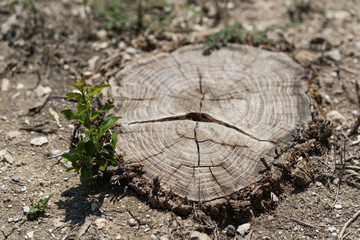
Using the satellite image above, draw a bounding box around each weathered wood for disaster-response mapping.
[109,44,311,201]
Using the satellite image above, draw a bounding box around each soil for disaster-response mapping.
[1,0,360,239]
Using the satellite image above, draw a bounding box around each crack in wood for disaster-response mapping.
[129,112,275,143]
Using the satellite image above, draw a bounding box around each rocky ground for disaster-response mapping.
[1,0,360,239]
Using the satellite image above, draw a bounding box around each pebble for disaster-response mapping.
[16,83,24,89]
[94,218,107,229]
[150,234,159,240]
[23,206,30,213]
[128,218,136,226]
[13,217,19,222]
[91,202,99,212]
[328,226,337,233]
[3,153,14,165]
[335,125,342,131]
[21,186,27,192]
[34,85,52,98]
[26,231,34,239]
[11,175,21,183]
[88,55,100,72]
[236,223,251,236]
[270,192,279,202]
[6,130,21,140]
[1,78,10,91]
[334,204,342,209]
[226,225,236,236]
[118,41,126,50]
[326,110,345,123]
[51,149,62,157]
[97,30,107,40]
[189,231,211,240]
[126,47,137,54]
[53,218,65,228]
[8,217,13,223]
[326,49,342,61]
[30,137,48,146]
[293,226,298,231]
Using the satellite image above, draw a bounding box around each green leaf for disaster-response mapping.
[9,0,19,9]
[88,84,109,98]
[39,193,54,208]
[99,165,105,171]
[61,152,80,162]
[78,111,91,128]
[101,103,115,112]
[81,165,92,180]
[91,109,104,120]
[111,130,119,150]
[60,109,78,120]
[94,116,121,143]
[76,142,85,153]
[66,92,82,102]
[85,141,96,156]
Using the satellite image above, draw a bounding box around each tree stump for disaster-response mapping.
[109,44,311,202]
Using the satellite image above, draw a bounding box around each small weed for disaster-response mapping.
[60,78,121,180]
[203,22,297,55]
[27,193,54,219]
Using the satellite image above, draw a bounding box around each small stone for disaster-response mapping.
[13,217,19,222]
[95,218,106,229]
[311,192,316,196]
[34,85,52,98]
[97,30,107,40]
[98,42,109,49]
[189,231,211,240]
[30,137,48,146]
[328,226,337,233]
[24,119,30,125]
[334,204,342,209]
[26,231,34,239]
[1,116,7,121]
[335,125,342,131]
[126,47,137,54]
[88,55,100,72]
[326,10,350,21]
[8,218,13,223]
[293,226,298,231]
[226,225,236,236]
[326,49,342,61]
[3,153,14,165]
[91,202,99,211]
[326,110,345,123]
[11,176,21,183]
[159,236,169,240]
[21,186,27,192]
[236,223,251,236]
[150,234,159,240]
[23,206,30,213]
[83,71,93,77]
[1,78,10,92]
[115,235,122,240]
[270,192,279,202]
[118,41,126,50]
[53,218,65,228]
[129,218,137,226]
[6,130,21,140]
[51,149,62,157]
[16,83,24,89]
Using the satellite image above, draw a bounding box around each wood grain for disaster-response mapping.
[109,44,311,201]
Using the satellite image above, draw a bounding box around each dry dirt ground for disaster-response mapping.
[1,0,360,239]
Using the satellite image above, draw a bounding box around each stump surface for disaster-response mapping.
[109,44,311,201]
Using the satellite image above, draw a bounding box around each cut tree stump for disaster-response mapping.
[109,44,311,202]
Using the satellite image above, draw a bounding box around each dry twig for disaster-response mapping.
[338,209,360,240]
